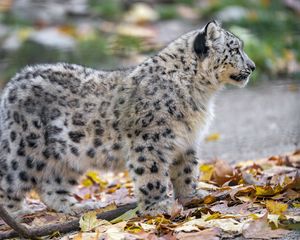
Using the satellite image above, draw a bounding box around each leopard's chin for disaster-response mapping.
[229,73,250,82]
[226,75,249,87]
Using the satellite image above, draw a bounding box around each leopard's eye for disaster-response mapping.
[232,48,239,53]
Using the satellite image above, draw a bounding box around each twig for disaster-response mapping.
[0,205,34,239]
[0,202,137,240]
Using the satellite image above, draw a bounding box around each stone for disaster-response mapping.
[29,28,76,50]
[216,6,248,22]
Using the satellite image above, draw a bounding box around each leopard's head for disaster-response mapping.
[194,21,255,87]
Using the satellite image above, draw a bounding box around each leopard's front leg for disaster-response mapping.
[170,148,208,203]
[128,135,175,216]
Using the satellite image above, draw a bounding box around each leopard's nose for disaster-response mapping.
[247,61,256,71]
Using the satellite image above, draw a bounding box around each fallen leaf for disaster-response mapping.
[266,200,288,215]
[200,164,214,181]
[205,133,220,142]
[255,185,282,196]
[213,159,233,185]
[110,207,138,224]
[79,211,111,232]
[176,228,220,240]
[242,213,290,239]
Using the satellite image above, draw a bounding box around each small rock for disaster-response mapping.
[12,0,65,24]
[216,6,248,22]
[2,31,22,51]
[155,20,196,44]
[66,0,89,16]
[124,3,159,24]
[29,28,76,50]
[0,24,9,39]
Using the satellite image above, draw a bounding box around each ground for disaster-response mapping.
[201,80,300,164]
[203,80,300,240]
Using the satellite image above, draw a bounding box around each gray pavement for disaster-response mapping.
[200,81,300,164]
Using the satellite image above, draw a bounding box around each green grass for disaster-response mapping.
[89,0,122,20]
[156,5,179,20]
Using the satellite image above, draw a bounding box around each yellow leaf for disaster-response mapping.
[268,214,280,228]
[110,207,138,224]
[83,193,91,200]
[203,195,216,204]
[81,178,93,187]
[200,164,214,181]
[249,213,260,220]
[79,211,110,232]
[205,212,221,221]
[86,171,103,184]
[205,133,220,142]
[124,222,144,233]
[255,185,282,196]
[292,202,300,208]
[266,200,288,215]
[82,171,108,189]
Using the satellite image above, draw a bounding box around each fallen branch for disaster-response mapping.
[0,202,137,240]
[0,192,230,239]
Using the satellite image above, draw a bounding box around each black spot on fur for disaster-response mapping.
[19,171,29,182]
[6,174,13,184]
[150,162,158,173]
[11,160,18,170]
[26,157,34,169]
[36,161,46,171]
[135,167,145,175]
[86,148,96,158]
[68,131,85,143]
[56,190,69,195]
[184,166,192,174]
[70,146,79,156]
[147,183,154,190]
[94,138,102,147]
[10,131,16,142]
[68,179,78,185]
[139,187,148,196]
[138,156,146,162]
[185,178,191,184]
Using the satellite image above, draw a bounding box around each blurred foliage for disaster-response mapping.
[0,0,299,82]
[89,0,122,21]
[156,5,179,20]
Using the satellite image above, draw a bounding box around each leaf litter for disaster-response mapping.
[0,151,299,239]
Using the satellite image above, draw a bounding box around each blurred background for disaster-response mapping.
[0,0,299,163]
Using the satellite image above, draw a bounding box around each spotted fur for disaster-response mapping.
[0,21,255,216]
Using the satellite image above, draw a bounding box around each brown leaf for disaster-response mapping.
[176,228,220,240]
[242,213,290,239]
[213,160,233,186]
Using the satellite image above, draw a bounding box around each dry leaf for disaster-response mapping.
[213,159,233,185]
[266,200,288,215]
[205,133,220,142]
[242,213,290,239]
[200,164,214,181]
[79,211,111,232]
[176,228,220,240]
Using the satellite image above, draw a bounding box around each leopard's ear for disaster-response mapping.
[205,20,221,40]
[193,20,221,57]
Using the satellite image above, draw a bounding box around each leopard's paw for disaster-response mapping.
[139,199,176,216]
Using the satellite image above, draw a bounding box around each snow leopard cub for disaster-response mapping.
[0,21,255,216]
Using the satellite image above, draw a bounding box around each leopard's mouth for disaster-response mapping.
[230,72,250,82]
